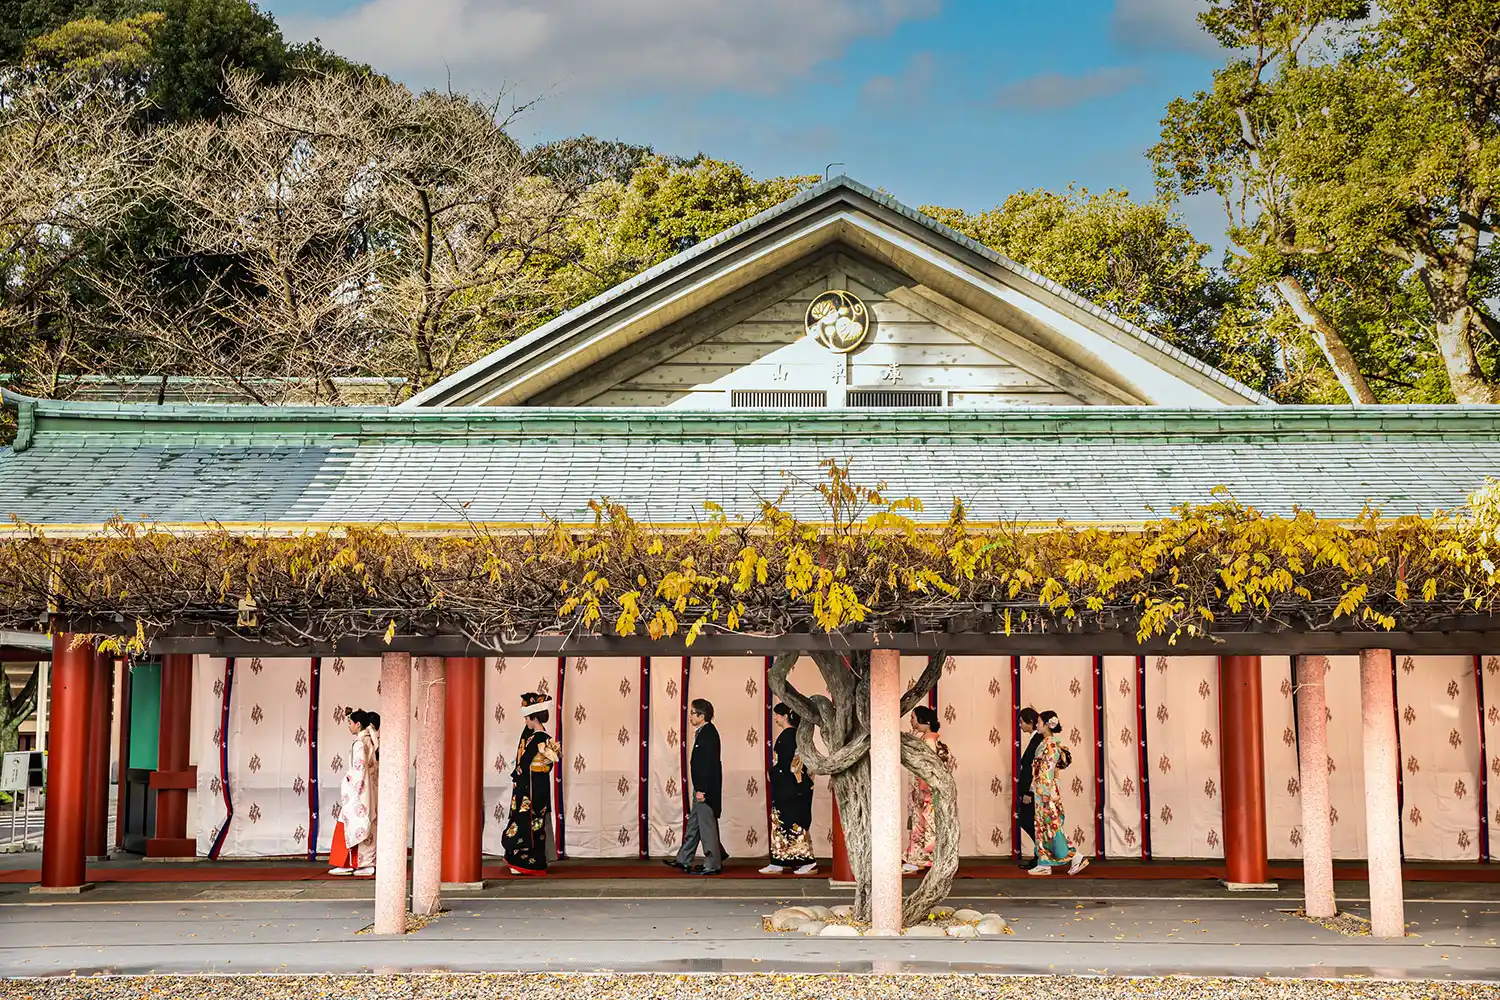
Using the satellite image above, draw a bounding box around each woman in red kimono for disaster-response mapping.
[328,709,379,876]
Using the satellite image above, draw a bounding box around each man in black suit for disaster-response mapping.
[1016,706,1043,868]
[668,698,723,875]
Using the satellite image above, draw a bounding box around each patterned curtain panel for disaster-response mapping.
[482,655,557,858]
[181,649,1495,862]
[558,656,641,858]
[684,656,769,859]
[1484,656,1500,862]
[1144,656,1225,859]
[1019,656,1098,859]
[647,655,686,857]
[215,657,311,857]
[315,656,381,854]
[1396,654,1483,861]
[784,656,837,860]
[937,655,1015,857]
[1259,656,1303,860]
[1101,655,1145,858]
[193,656,229,856]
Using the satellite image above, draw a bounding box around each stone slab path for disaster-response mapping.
[1,884,1498,980]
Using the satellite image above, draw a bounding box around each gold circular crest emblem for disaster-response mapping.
[805,289,870,354]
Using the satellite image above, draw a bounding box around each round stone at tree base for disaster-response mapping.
[904,924,947,938]
[976,915,1010,936]
[820,924,862,937]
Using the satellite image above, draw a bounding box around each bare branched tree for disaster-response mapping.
[0,71,155,398]
[92,70,576,402]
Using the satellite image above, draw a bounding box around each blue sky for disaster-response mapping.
[265,0,1227,239]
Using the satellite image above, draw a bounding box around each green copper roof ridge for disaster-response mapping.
[7,390,1500,447]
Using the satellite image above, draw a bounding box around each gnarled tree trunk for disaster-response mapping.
[769,650,957,927]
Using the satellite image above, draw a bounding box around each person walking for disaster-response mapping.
[667,699,723,875]
[1029,709,1089,876]
[902,705,956,873]
[761,703,817,875]
[1016,706,1044,868]
[502,692,563,875]
[328,708,379,876]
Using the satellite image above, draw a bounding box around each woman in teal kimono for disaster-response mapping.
[1029,710,1089,875]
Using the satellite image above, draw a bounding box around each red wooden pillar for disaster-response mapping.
[84,650,114,859]
[39,634,96,890]
[1219,655,1270,886]
[829,799,854,884]
[147,653,196,858]
[441,656,485,885]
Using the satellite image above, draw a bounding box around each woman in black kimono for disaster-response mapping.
[503,692,562,876]
[761,703,818,875]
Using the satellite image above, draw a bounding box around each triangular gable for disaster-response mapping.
[405,177,1272,408]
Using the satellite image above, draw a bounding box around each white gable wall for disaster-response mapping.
[583,252,1095,408]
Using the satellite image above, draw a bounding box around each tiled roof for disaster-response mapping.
[406,176,1274,407]
[3,395,1497,529]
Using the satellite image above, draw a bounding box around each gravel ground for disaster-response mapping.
[1,976,1499,999]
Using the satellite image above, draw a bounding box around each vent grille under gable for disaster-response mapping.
[846,389,944,408]
[730,389,828,408]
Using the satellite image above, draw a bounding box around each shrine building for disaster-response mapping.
[4,177,1500,937]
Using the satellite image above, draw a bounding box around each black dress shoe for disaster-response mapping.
[663,859,687,870]
[689,865,722,875]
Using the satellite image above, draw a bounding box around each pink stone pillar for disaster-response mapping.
[374,652,413,935]
[1359,648,1405,938]
[411,656,446,917]
[868,648,903,936]
[1295,655,1336,918]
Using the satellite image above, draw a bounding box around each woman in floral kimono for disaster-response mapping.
[503,692,563,876]
[761,703,818,875]
[328,709,380,876]
[902,706,957,873]
[1029,710,1089,875]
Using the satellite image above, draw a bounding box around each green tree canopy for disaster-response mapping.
[923,187,1278,391]
[541,156,820,309]
[1153,0,1500,403]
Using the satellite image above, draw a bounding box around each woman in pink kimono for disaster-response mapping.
[328,709,380,876]
[902,706,956,872]
[1029,710,1089,876]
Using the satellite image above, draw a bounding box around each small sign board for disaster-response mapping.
[0,752,28,792]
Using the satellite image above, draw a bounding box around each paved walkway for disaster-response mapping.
[2,878,1498,980]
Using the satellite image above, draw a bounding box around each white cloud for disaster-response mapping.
[283,0,941,99]
[1110,0,1218,54]
[993,66,1146,111]
[859,50,936,107]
